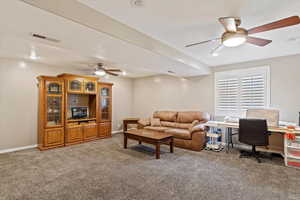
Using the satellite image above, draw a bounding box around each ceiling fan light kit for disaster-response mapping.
[95,69,106,76]
[186,16,300,55]
[222,28,248,47]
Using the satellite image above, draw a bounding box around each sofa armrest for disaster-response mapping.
[190,123,207,133]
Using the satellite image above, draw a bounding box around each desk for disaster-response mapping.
[203,121,300,167]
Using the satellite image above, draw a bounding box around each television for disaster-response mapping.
[71,107,88,119]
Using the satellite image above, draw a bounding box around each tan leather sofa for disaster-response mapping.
[138,111,210,151]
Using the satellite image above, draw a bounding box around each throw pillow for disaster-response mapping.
[151,118,161,127]
[138,118,150,126]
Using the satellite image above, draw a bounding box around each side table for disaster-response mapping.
[123,118,140,132]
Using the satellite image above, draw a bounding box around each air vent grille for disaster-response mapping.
[31,33,60,43]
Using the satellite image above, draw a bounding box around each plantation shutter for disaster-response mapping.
[216,78,239,111]
[240,75,265,110]
[215,66,270,116]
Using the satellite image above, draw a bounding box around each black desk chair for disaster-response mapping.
[239,119,269,163]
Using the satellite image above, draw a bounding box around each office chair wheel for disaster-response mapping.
[239,150,262,163]
[239,150,251,158]
[254,154,262,163]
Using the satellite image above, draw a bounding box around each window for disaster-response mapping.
[215,66,270,117]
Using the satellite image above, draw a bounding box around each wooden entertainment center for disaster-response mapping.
[37,73,113,150]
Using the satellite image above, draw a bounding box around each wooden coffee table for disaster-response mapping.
[124,129,174,159]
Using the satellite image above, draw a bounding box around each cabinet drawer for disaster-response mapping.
[66,125,83,144]
[99,122,112,138]
[44,128,64,147]
[83,123,98,140]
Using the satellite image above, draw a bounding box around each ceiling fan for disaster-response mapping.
[87,63,123,76]
[185,16,300,55]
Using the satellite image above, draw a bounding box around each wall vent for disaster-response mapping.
[31,33,60,43]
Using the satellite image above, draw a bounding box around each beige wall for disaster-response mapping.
[0,59,133,150]
[132,75,214,118]
[214,54,300,123]
[132,54,300,123]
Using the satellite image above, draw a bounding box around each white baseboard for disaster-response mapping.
[112,128,137,135]
[0,131,122,154]
[112,130,122,135]
[0,144,38,154]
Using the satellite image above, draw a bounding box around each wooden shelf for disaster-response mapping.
[67,118,96,123]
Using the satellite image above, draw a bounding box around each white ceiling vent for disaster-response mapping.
[131,0,144,7]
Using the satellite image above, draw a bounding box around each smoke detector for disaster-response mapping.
[131,0,144,7]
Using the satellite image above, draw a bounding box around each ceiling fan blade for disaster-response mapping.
[106,71,119,76]
[219,17,238,32]
[246,36,272,47]
[106,69,122,72]
[185,38,220,47]
[210,44,224,56]
[248,16,300,35]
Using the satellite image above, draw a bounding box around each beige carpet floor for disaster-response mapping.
[1,133,300,200]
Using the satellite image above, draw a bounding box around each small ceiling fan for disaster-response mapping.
[185,16,300,55]
[86,63,123,76]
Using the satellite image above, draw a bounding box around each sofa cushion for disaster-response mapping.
[161,121,177,128]
[150,118,161,127]
[175,122,192,129]
[153,111,177,122]
[164,128,191,140]
[144,126,169,132]
[177,111,210,123]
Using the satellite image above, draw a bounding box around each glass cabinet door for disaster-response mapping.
[101,88,109,97]
[46,81,63,95]
[46,96,63,127]
[84,81,97,93]
[69,80,83,93]
[101,98,110,120]
[100,87,111,121]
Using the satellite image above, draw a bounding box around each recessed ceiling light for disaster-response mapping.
[181,78,187,81]
[30,49,39,60]
[212,52,219,57]
[122,71,127,76]
[19,61,26,68]
[177,58,184,63]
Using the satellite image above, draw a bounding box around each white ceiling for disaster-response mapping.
[1,0,210,78]
[78,0,300,66]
